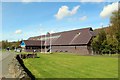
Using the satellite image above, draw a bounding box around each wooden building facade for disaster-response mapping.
[20,27,96,55]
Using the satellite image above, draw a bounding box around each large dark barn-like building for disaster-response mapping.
[20,27,96,55]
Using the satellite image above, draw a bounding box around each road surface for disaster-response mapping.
[0,51,16,78]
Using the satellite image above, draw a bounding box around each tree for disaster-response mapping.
[91,29,107,54]
[2,40,20,50]
[91,35,100,54]
[110,9,120,53]
[91,8,120,55]
[2,40,8,49]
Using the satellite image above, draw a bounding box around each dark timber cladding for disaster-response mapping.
[20,40,45,52]
[21,27,95,55]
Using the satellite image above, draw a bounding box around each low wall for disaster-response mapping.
[18,54,37,59]
[16,55,35,79]
[1,55,35,80]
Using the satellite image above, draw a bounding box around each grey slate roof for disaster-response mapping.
[28,27,94,46]
[23,40,44,46]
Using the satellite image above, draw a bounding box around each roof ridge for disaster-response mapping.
[51,27,91,34]
[37,27,92,37]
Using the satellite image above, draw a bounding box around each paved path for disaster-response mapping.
[0,51,16,78]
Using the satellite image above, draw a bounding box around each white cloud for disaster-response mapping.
[100,2,119,18]
[55,5,80,20]
[79,16,87,21]
[80,0,104,2]
[71,5,80,15]
[15,30,22,34]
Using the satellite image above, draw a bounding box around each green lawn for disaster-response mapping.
[23,52,118,78]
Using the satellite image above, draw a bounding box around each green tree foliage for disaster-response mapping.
[91,30,106,54]
[107,35,118,53]
[2,40,9,49]
[91,36,100,54]
[110,9,120,53]
[2,40,20,50]
[92,9,120,54]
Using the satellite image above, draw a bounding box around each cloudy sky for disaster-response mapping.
[1,0,119,41]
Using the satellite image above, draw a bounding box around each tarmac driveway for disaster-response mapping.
[0,51,16,78]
